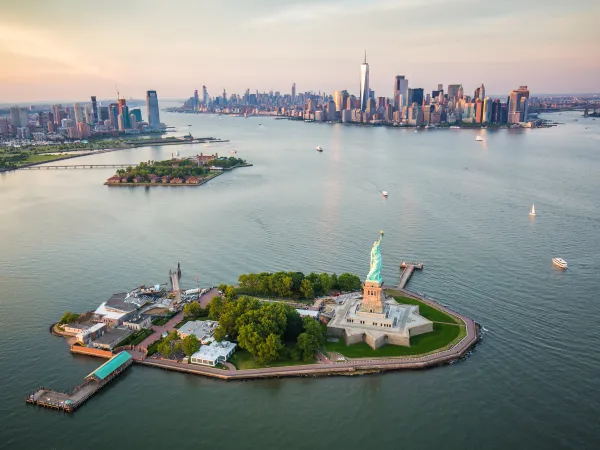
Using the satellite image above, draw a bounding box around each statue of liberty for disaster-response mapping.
[366,231,384,284]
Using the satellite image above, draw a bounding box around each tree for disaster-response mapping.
[296,332,319,362]
[258,334,283,364]
[59,311,80,325]
[319,273,333,294]
[300,279,314,300]
[182,335,200,357]
[217,283,228,293]
[157,340,174,359]
[302,316,325,346]
[183,302,205,318]
[338,273,362,292]
[208,295,225,320]
[224,285,237,301]
[283,307,304,342]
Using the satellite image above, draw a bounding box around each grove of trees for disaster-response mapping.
[237,271,362,299]
[207,295,324,364]
[59,311,81,325]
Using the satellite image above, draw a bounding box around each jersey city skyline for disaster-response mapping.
[1,0,599,102]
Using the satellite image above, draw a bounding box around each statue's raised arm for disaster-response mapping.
[366,231,384,284]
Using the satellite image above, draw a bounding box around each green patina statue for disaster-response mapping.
[366,231,384,284]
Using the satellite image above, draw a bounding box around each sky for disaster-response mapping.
[1,0,599,103]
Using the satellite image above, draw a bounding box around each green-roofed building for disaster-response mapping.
[86,351,133,382]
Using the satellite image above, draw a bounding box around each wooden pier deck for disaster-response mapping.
[398,261,424,289]
[25,351,133,413]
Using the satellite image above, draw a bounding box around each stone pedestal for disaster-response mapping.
[360,280,385,314]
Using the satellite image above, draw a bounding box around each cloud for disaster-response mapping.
[251,0,465,26]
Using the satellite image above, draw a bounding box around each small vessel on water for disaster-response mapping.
[529,204,536,216]
[230,150,237,154]
[552,258,568,269]
[476,135,483,141]
[316,146,323,152]
[382,191,388,198]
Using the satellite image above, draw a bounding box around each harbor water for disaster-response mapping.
[0,108,599,449]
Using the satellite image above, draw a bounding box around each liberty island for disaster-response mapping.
[26,231,479,413]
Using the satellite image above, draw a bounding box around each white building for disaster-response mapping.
[94,302,130,327]
[190,341,236,367]
[177,320,218,343]
[76,323,106,345]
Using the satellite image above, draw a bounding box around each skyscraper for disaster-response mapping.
[10,106,23,127]
[193,90,200,112]
[333,91,344,112]
[479,83,485,101]
[447,84,461,101]
[109,103,119,129]
[91,96,98,124]
[508,86,530,124]
[73,103,85,124]
[483,98,493,123]
[292,83,296,104]
[202,86,208,105]
[393,75,408,110]
[146,90,161,128]
[407,88,424,106]
[359,51,370,112]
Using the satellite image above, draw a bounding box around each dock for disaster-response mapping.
[26,351,133,413]
[398,261,423,289]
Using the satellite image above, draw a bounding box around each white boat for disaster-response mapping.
[529,204,536,216]
[552,258,568,269]
[476,135,483,141]
[316,146,323,152]
[382,191,388,198]
[230,150,237,154]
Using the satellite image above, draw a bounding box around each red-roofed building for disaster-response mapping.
[107,176,121,184]
[186,176,200,184]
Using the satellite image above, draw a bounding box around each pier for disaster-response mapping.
[398,261,424,289]
[26,351,133,413]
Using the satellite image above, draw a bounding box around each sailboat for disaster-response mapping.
[476,135,483,141]
[529,204,536,217]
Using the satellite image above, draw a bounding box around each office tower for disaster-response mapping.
[117,114,125,131]
[109,103,119,129]
[84,106,92,124]
[222,89,227,106]
[407,88,424,106]
[491,99,501,123]
[437,84,443,91]
[38,112,49,127]
[73,103,84,124]
[292,83,296,104]
[359,51,370,112]
[479,83,485,101]
[475,99,483,123]
[0,118,9,135]
[129,114,138,129]
[121,105,130,128]
[117,98,127,116]
[327,101,337,121]
[10,106,28,128]
[202,86,208,104]
[393,75,408,109]
[130,108,142,123]
[483,98,493,123]
[194,89,199,111]
[91,96,98,123]
[447,84,461,101]
[307,98,316,113]
[508,86,530,124]
[98,106,109,122]
[61,118,74,128]
[77,122,91,138]
[473,87,481,101]
[333,91,344,112]
[377,97,386,109]
[52,105,64,124]
[146,90,161,128]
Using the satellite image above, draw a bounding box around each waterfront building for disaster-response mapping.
[393,75,408,109]
[327,232,433,349]
[359,52,370,112]
[146,90,161,128]
[508,85,530,124]
[327,101,337,121]
[91,96,98,124]
[341,109,352,123]
[190,341,236,367]
[76,323,106,345]
[130,108,142,123]
[334,90,344,112]
[483,97,493,123]
[177,320,218,343]
[122,316,151,331]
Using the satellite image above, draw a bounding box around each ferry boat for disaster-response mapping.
[450,126,460,129]
[382,191,388,198]
[552,258,568,269]
[316,146,323,152]
[476,135,483,141]
[529,204,536,216]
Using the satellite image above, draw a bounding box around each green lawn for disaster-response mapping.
[389,294,459,324]
[21,154,72,165]
[152,317,169,326]
[146,338,164,356]
[229,347,315,370]
[325,322,463,358]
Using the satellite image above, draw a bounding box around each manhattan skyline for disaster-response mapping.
[1,0,599,102]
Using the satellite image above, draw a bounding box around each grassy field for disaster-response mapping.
[325,322,463,358]
[229,347,315,370]
[389,294,459,324]
[152,317,169,326]
[19,154,74,165]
